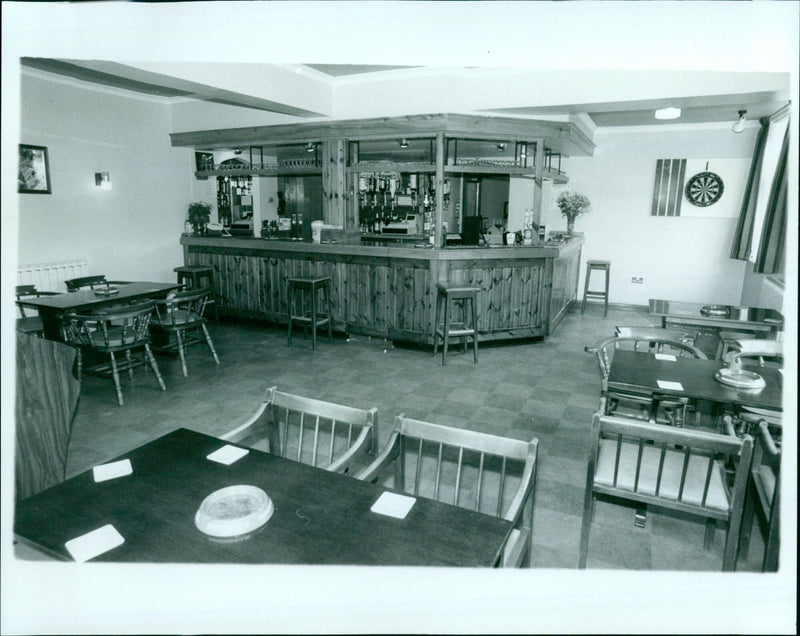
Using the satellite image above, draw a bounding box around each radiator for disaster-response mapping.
[16,259,89,292]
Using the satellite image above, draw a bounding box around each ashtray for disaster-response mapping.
[700,304,729,317]
[715,367,766,390]
[194,485,274,538]
[94,287,120,296]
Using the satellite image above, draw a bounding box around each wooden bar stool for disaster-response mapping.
[433,282,479,365]
[581,260,610,317]
[174,265,218,321]
[287,276,333,351]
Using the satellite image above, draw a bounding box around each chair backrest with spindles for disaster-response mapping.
[614,326,695,350]
[585,335,707,391]
[16,285,58,318]
[726,339,783,367]
[152,286,211,328]
[358,414,537,525]
[65,275,108,292]
[223,386,377,475]
[61,300,156,351]
[589,409,751,519]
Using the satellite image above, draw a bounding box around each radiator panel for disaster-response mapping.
[17,259,89,292]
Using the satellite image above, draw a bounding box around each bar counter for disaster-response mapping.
[180,234,584,344]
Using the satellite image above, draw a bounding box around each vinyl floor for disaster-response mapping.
[58,304,772,571]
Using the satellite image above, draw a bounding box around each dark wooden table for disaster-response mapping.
[14,428,513,566]
[16,282,182,341]
[607,349,783,412]
[648,299,784,335]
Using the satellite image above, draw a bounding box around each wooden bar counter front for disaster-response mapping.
[181,235,583,344]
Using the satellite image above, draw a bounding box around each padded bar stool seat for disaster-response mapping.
[433,282,479,365]
[287,276,333,351]
[582,260,610,317]
[174,265,218,321]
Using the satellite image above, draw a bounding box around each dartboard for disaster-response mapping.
[685,171,724,207]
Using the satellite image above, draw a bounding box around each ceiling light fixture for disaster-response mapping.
[399,138,409,149]
[654,107,681,120]
[305,142,316,153]
[731,110,747,133]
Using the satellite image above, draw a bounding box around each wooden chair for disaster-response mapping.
[64,274,130,292]
[614,326,695,349]
[716,329,760,361]
[60,300,166,406]
[356,414,538,567]
[585,334,706,426]
[724,340,783,430]
[174,265,218,321]
[723,339,783,367]
[15,285,58,337]
[578,402,753,571]
[150,286,220,377]
[222,386,377,475]
[737,419,780,572]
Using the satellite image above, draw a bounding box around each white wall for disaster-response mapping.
[169,100,306,134]
[17,75,190,284]
[564,124,758,306]
[741,261,785,312]
[14,74,768,310]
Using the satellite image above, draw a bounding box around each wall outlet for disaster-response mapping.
[631,276,644,284]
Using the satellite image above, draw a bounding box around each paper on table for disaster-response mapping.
[370,491,416,519]
[207,445,249,465]
[92,459,133,483]
[654,353,677,362]
[657,380,684,391]
[65,524,125,562]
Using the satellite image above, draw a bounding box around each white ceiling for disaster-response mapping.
[20,59,790,136]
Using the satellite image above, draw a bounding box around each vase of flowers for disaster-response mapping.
[187,201,212,235]
[556,191,591,235]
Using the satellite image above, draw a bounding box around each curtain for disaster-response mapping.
[730,118,769,260]
[754,123,789,274]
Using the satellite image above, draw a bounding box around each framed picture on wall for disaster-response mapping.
[195,151,215,171]
[18,144,51,194]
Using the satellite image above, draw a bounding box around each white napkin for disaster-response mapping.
[654,353,677,362]
[65,524,125,562]
[92,459,132,483]
[207,445,249,465]
[657,380,684,391]
[370,491,416,519]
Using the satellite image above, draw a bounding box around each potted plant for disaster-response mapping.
[187,201,212,235]
[556,191,591,235]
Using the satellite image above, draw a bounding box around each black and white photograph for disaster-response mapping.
[1,2,797,634]
[17,144,51,194]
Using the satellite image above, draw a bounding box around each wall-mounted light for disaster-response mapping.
[233,148,242,155]
[94,172,111,190]
[496,143,508,151]
[654,107,681,120]
[399,138,409,149]
[305,142,316,153]
[731,110,747,133]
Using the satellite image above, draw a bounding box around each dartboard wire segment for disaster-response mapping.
[685,171,724,207]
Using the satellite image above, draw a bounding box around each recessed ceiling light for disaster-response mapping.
[654,107,681,120]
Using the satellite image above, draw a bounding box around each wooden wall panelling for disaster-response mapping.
[414,266,429,334]
[322,139,346,228]
[15,332,80,500]
[182,239,576,341]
